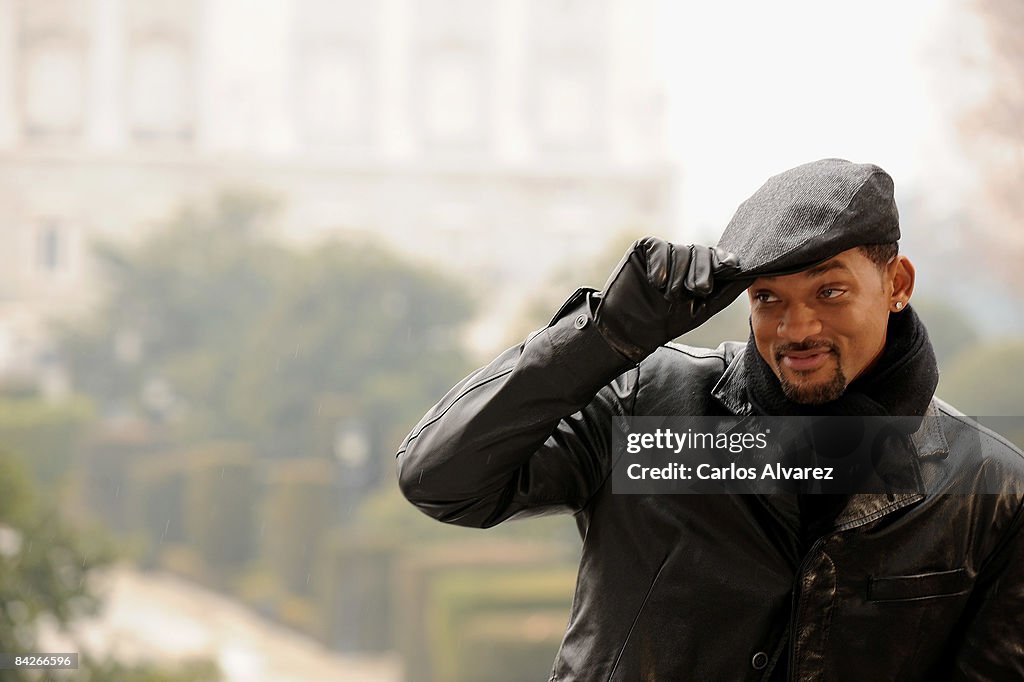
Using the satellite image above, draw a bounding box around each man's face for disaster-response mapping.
[747,247,914,404]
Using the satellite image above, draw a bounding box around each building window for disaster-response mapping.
[412,0,492,152]
[526,0,607,153]
[534,59,602,147]
[292,0,379,149]
[16,0,90,141]
[416,0,489,41]
[21,37,86,139]
[36,221,66,273]
[127,34,194,141]
[420,45,486,146]
[296,42,370,146]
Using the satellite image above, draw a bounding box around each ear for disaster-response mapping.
[888,256,915,311]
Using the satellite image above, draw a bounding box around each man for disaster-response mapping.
[395,159,1024,680]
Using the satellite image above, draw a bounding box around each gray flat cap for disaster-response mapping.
[717,158,900,278]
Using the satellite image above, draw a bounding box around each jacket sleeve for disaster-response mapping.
[395,286,639,528]
[952,496,1024,679]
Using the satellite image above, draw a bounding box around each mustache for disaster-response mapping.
[774,340,839,363]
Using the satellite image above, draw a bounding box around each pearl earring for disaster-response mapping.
[894,301,904,310]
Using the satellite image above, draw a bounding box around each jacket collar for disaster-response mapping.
[710,342,754,416]
[711,344,949,531]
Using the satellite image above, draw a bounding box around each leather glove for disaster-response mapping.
[593,236,749,364]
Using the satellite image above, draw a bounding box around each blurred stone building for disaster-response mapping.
[0,0,672,377]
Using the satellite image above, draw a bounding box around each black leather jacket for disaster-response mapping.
[396,287,1024,681]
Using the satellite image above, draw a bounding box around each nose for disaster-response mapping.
[778,302,822,343]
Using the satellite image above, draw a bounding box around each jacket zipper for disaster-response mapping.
[787,534,828,682]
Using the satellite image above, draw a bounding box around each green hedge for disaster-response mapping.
[427,568,576,682]
[0,396,92,488]
[232,565,285,620]
[313,529,400,651]
[129,453,188,567]
[74,422,167,533]
[393,542,570,682]
[940,340,1024,418]
[260,458,335,595]
[456,609,572,682]
[181,442,258,588]
[157,543,207,583]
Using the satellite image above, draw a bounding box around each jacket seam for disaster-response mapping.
[975,494,1024,583]
[792,550,837,679]
[661,343,727,360]
[832,494,923,532]
[710,345,748,414]
[761,630,789,682]
[630,360,641,415]
[605,547,673,682]
[395,366,515,456]
[575,363,640,517]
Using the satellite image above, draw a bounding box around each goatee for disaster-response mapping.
[778,364,848,404]
[774,341,847,405]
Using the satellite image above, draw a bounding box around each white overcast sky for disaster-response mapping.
[653,0,989,241]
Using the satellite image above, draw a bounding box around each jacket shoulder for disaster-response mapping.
[645,339,739,378]
[932,396,1024,492]
[633,340,744,415]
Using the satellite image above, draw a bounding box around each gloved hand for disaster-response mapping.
[593,236,749,363]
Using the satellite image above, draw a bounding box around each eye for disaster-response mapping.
[753,291,778,304]
[820,287,845,299]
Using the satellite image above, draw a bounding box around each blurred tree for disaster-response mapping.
[225,239,474,468]
[0,449,220,681]
[56,190,288,432]
[910,297,979,368]
[959,0,1024,286]
[939,339,1024,416]
[56,191,477,480]
[0,395,93,488]
[0,451,113,657]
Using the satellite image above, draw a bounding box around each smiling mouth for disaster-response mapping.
[780,352,833,372]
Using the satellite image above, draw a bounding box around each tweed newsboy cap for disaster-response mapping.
[717,158,900,278]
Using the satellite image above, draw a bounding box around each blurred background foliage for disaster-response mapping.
[0,448,220,681]
[55,190,475,468]
[958,0,1024,290]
